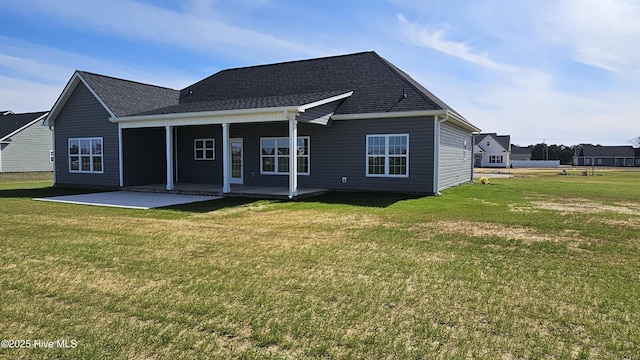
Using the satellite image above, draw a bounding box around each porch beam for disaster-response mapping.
[165,125,174,190]
[288,118,298,199]
[222,122,231,193]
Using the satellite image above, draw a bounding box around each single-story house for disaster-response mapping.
[0,111,52,172]
[473,133,510,168]
[510,145,532,161]
[573,144,640,167]
[44,51,480,198]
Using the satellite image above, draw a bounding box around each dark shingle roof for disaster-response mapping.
[511,145,532,156]
[177,51,463,118]
[136,90,350,116]
[474,133,510,151]
[578,145,636,157]
[0,111,48,140]
[78,71,180,117]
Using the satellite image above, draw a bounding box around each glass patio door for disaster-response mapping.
[230,138,243,184]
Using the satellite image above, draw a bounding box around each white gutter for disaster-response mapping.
[111,105,302,124]
[332,109,447,120]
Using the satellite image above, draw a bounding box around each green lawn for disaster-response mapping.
[1,170,639,359]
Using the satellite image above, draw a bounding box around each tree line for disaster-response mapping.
[526,144,575,165]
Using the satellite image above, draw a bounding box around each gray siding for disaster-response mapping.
[121,117,437,194]
[438,121,473,192]
[122,127,166,186]
[53,82,120,187]
[176,125,222,184]
[228,117,435,193]
[0,122,52,172]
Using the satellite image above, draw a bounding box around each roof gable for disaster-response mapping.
[0,111,48,141]
[78,72,179,117]
[474,133,510,151]
[45,71,180,125]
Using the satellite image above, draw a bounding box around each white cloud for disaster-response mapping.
[543,0,640,76]
[8,0,320,60]
[0,76,62,112]
[0,37,199,112]
[396,14,515,72]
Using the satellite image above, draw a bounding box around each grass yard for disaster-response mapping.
[1,169,639,359]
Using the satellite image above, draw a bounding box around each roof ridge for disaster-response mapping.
[183,51,376,92]
[78,70,177,91]
[220,51,374,73]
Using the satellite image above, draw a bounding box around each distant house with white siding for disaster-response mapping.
[0,111,52,172]
[473,133,511,168]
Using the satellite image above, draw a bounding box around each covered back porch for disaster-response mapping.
[111,91,352,199]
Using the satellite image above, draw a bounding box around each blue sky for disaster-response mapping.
[2,0,639,146]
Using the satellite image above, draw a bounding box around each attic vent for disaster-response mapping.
[386,88,408,112]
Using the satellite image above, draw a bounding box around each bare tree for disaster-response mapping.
[632,136,640,147]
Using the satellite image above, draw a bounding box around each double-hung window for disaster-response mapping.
[260,137,309,175]
[489,155,504,164]
[194,139,215,160]
[366,134,409,177]
[69,137,103,173]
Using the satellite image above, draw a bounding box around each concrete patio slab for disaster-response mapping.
[34,191,219,209]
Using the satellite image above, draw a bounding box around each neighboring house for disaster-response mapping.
[44,51,480,198]
[0,111,52,172]
[510,145,532,161]
[473,133,511,168]
[573,144,640,167]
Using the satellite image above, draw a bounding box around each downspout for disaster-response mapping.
[433,112,448,196]
[50,126,56,185]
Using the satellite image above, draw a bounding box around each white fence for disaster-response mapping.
[510,160,560,168]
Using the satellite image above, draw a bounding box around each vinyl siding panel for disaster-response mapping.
[119,117,437,193]
[0,122,52,172]
[53,82,120,187]
[218,117,435,193]
[122,127,166,186]
[176,125,222,184]
[438,121,473,192]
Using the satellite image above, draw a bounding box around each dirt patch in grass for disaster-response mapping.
[414,220,583,245]
[508,196,640,216]
[532,200,640,215]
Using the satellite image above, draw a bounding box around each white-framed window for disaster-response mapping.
[49,150,54,163]
[68,137,103,173]
[194,139,215,160]
[463,140,469,160]
[260,136,309,175]
[366,134,409,177]
[489,155,504,164]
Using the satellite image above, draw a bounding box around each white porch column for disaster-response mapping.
[288,118,298,199]
[165,125,174,190]
[222,122,231,193]
[118,125,123,187]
